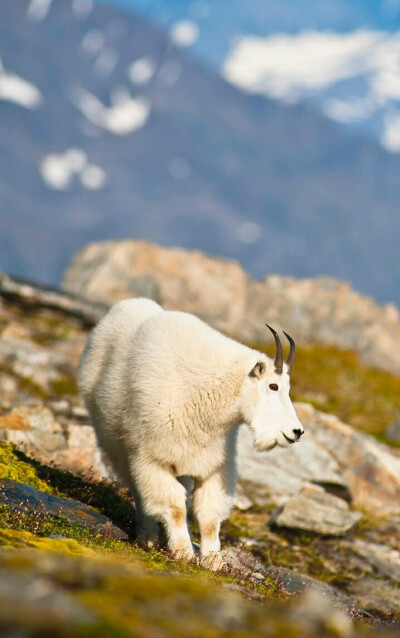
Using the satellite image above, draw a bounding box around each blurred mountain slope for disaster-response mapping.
[2,0,400,305]
[121,0,400,150]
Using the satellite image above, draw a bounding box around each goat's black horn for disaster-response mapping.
[265,324,283,375]
[283,331,296,374]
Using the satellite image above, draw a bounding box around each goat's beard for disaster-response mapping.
[254,438,278,453]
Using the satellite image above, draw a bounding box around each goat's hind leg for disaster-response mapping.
[95,432,160,547]
[130,488,160,549]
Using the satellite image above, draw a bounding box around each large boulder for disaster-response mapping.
[62,240,400,375]
[62,240,248,337]
[0,406,107,481]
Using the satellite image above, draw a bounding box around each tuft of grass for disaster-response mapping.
[252,342,400,444]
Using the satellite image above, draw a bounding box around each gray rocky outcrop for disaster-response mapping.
[269,486,362,536]
[236,402,400,518]
[297,403,400,517]
[63,240,400,374]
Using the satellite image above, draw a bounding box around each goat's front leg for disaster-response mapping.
[192,462,236,571]
[130,457,195,562]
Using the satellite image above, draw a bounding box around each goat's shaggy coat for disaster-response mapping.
[79,298,303,568]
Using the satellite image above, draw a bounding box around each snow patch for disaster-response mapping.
[27,0,54,22]
[40,148,106,190]
[224,30,400,103]
[371,68,400,102]
[382,112,400,151]
[0,57,42,109]
[64,148,87,172]
[72,0,93,18]
[94,47,118,77]
[224,29,400,151]
[81,30,105,56]
[70,85,150,135]
[128,57,156,85]
[324,97,375,123]
[170,20,199,47]
[80,164,107,189]
[224,30,383,101]
[236,222,262,244]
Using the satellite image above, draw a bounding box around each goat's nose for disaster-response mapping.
[293,428,304,441]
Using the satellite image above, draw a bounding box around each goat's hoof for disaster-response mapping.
[172,547,196,563]
[200,552,225,572]
[135,531,160,550]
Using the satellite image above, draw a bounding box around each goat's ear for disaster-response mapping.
[249,361,266,379]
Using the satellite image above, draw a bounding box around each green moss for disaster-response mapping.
[1,303,84,347]
[9,370,78,400]
[0,527,93,555]
[18,374,49,398]
[0,441,53,492]
[48,374,78,397]
[29,315,82,346]
[223,511,254,540]
[0,443,136,534]
[0,443,279,602]
[252,342,400,444]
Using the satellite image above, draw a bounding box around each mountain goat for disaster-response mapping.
[78,298,304,569]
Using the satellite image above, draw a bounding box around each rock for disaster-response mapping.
[62,240,248,337]
[53,423,109,479]
[297,403,400,517]
[269,486,362,536]
[1,545,385,638]
[348,539,400,582]
[235,402,400,518]
[289,588,354,636]
[0,479,127,539]
[0,570,97,632]
[386,420,400,443]
[349,578,400,617]
[0,406,66,454]
[265,566,360,616]
[0,332,67,394]
[221,545,266,579]
[0,406,108,480]
[235,422,350,508]
[63,239,400,376]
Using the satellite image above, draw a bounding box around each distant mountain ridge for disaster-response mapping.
[2,0,400,307]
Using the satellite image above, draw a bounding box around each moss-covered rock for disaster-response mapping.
[1,544,393,638]
[0,441,52,493]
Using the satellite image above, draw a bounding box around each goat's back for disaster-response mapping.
[78,297,163,400]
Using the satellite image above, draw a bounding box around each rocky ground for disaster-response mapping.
[1,274,400,636]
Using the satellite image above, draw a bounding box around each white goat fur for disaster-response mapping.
[79,298,303,568]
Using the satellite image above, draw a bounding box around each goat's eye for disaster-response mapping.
[269,383,279,391]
